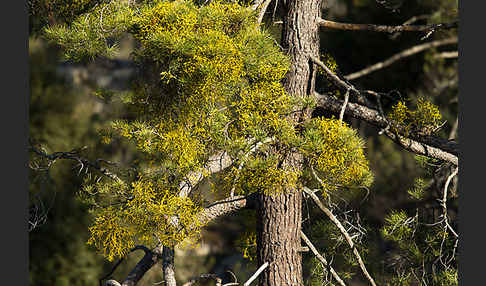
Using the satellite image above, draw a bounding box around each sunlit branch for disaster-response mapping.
[178,151,232,198]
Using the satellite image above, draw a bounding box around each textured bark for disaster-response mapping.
[256,1,322,286]
[162,246,177,286]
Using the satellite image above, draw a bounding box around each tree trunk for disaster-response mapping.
[257,1,322,286]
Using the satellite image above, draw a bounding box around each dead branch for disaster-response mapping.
[300,231,347,286]
[303,187,377,286]
[345,37,458,80]
[319,19,458,34]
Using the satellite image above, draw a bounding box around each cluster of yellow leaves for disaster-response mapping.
[389,98,442,136]
[226,155,301,195]
[301,118,373,193]
[88,176,204,261]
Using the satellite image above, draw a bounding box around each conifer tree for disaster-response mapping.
[33,0,459,285]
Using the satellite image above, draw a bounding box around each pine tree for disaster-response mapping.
[33,0,458,285]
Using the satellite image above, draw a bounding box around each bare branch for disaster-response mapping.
[345,37,458,80]
[314,92,459,165]
[310,56,358,94]
[199,193,258,225]
[29,144,124,183]
[390,15,430,39]
[300,231,347,286]
[319,19,458,34]
[303,187,377,286]
[339,88,350,121]
[244,262,269,286]
[383,129,458,166]
[433,51,458,59]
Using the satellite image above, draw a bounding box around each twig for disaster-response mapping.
[390,15,430,39]
[243,262,269,286]
[310,56,358,94]
[303,187,377,286]
[300,231,347,286]
[441,167,459,238]
[29,143,124,183]
[344,37,458,80]
[339,88,350,121]
[319,19,458,34]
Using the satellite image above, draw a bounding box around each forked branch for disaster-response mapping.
[303,187,377,286]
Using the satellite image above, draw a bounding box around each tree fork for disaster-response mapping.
[256,1,322,286]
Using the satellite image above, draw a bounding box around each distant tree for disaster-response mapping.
[32,0,458,285]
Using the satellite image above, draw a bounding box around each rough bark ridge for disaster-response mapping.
[257,1,322,286]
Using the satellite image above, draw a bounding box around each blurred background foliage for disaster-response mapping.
[29,0,458,285]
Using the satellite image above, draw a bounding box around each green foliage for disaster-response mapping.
[381,209,457,285]
[388,98,443,136]
[44,1,134,61]
[407,178,427,200]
